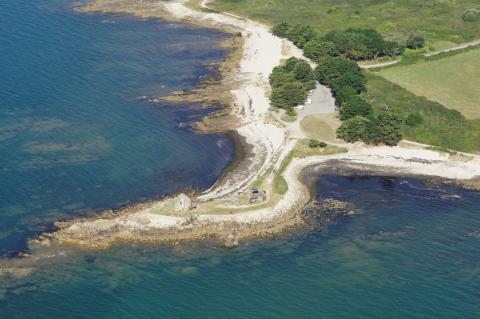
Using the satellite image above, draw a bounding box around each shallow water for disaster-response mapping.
[1,175,480,318]
[2,1,480,318]
[0,0,234,254]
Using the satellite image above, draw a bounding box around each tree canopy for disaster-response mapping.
[270,21,405,146]
[272,22,405,62]
[339,96,373,120]
[269,57,314,109]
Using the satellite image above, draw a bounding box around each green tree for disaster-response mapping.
[339,96,373,120]
[314,57,360,86]
[336,116,369,143]
[365,109,403,146]
[334,86,357,106]
[269,65,295,87]
[287,24,317,48]
[330,71,367,94]
[304,40,335,61]
[293,60,316,90]
[270,81,307,109]
[272,22,289,37]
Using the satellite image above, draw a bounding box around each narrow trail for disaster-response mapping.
[360,39,480,69]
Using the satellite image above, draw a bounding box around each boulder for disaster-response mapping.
[174,193,192,212]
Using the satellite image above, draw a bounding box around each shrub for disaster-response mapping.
[405,113,424,127]
[406,34,425,49]
[339,96,373,120]
[287,107,297,117]
[308,139,328,148]
[462,8,480,22]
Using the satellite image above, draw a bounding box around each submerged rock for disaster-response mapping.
[223,233,239,248]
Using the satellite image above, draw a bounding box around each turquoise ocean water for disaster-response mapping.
[0,0,234,255]
[1,175,480,318]
[1,1,480,318]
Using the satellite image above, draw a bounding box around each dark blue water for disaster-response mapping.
[1,175,479,318]
[0,0,234,254]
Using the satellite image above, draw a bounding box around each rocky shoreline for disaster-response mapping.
[3,0,480,268]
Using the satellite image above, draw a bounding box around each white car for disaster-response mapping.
[306,98,312,104]
[308,90,313,96]
[295,104,305,110]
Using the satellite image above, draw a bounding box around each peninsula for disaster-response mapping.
[29,0,480,251]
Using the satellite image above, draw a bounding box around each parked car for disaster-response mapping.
[295,104,305,110]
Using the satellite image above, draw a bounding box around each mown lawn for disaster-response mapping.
[364,73,480,153]
[376,48,480,119]
[211,0,480,46]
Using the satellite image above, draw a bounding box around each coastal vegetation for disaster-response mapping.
[218,0,480,152]
[364,74,480,153]
[269,57,315,110]
[272,23,404,146]
[375,47,480,120]
[211,0,480,48]
[275,25,405,61]
[272,140,347,195]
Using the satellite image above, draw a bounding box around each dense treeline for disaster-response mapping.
[273,22,405,61]
[272,22,404,146]
[269,57,315,110]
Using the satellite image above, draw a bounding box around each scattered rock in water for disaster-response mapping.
[302,198,352,230]
[223,232,239,248]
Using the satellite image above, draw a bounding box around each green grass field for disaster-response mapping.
[211,0,480,46]
[376,48,480,119]
[364,73,480,153]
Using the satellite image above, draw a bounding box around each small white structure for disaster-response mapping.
[174,193,192,212]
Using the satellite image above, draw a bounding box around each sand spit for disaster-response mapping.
[21,0,480,253]
[30,143,480,251]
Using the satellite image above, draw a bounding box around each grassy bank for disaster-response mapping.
[273,141,347,195]
[364,73,480,153]
[376,48,480,119]
[211,0,480,46]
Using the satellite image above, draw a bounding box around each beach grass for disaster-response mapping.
[364,73,480,153]
[273,141,347,195]
[375,48,480,119]
[210,0,480,45]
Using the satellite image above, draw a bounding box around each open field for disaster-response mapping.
[211,0,480,46]
[364,73,480,153]
[300,113,341,144]
[376,48,480,119]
